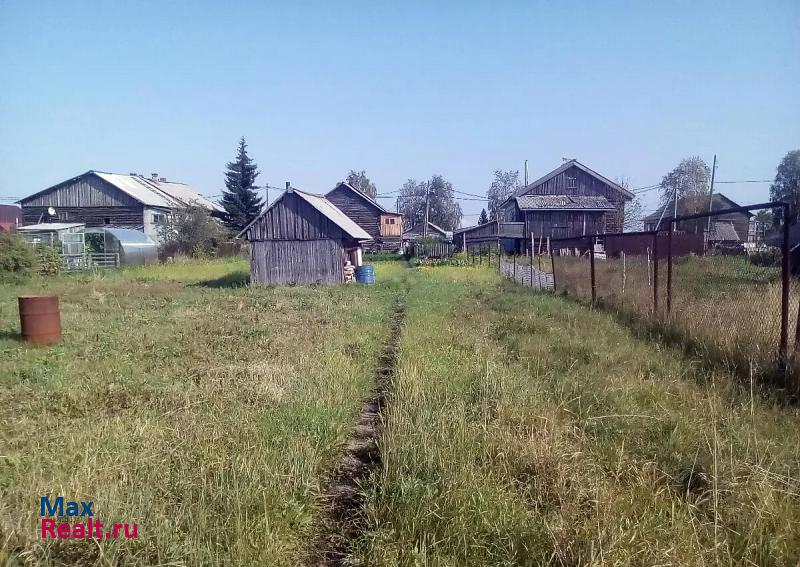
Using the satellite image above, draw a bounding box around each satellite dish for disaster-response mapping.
[47,207,56,216]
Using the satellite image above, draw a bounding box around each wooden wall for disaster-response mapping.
[20,174,141,208]
[250,239,345,285]
[23,205,145,227]
[244,192,349,242]
[517,165,628,233]
[325,185,400,250]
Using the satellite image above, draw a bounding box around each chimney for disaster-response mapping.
[159,177,167,182]
[151,173,158,181]
[128,172,136,176]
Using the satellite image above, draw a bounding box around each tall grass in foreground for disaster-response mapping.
[355,266,800,566]
[0,260,404,566]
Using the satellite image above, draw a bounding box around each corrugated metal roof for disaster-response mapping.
[293,190,372,240]
[18,222,85,231]
[516,195,615,210]
[156,180,225,212]
[93,172,179,208]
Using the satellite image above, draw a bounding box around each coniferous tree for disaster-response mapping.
[478,208,489,225]
[221,137,263,231]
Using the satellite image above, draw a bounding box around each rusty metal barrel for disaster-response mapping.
[18,295,61,345]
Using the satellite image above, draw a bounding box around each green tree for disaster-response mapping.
[487,170,521,221]
[159,206,229,258]
[345,170,378,199]
[659,156,711,232]
[221,137,263,231]
[769,150,800,228]
[478,208,489,225]
[398,175,462,231]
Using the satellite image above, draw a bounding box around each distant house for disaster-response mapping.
[325,182,403,251]
[454,220,525,253]
[237,187,373,285]
[402,221,451,243]
[643,193,753,242]
[17,171,223,242]
[0,204,22,232]
[498,159,634,253]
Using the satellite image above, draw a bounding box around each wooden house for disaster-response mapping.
[17,170,223,242]
[325,182,403,251]
[499,160,634,252]
[643,193,752,242]
[454,220,524,253]
[237,187,373,285]
[401,221,451,243]
[0,204,22,232]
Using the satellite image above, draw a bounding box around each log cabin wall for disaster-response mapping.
[517,165,627,233]
[244,192,358,285]
[326,184,403,250]
[22,205,145,227]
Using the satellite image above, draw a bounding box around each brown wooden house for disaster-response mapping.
[17,170,223,243]
[643,193,753,243]
[499,160,634,252]
[325,182,403,251]
[237,187,372,285]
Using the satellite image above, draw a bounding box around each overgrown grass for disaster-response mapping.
[0,259,405,566]
[355,265,800,566]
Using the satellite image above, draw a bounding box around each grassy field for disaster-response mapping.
[2,259,800,566]
[0,259,406,565]
[553,253,795,377]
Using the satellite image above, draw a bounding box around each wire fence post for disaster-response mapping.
[550,244,557,292]
[513,253,516,281]
[667,221,674,315]
[780,203,790,368]
[652,231,659,316]
[497,239,501,272]
[589,235,597,303]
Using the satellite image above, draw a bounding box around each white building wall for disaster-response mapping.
[143,207,170,243]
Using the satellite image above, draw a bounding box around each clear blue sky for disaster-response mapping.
[1,0,797,224]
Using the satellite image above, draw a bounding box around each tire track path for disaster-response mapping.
[306,297,406,566]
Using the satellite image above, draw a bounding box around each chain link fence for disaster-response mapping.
[545,202,798,384]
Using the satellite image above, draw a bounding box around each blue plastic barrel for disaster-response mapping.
[355,264,375,285]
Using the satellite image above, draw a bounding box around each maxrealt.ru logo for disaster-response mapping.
[39,496,138,540]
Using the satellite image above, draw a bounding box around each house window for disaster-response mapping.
[153,213,167,224]
[104,217,111,225]
[385,218,396,225]
[567,176,577,189]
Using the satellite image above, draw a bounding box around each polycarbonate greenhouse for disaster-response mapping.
[84,227,158,266]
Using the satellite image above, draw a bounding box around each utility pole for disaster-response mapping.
[423,184,430,237]
[706,154,717,234]
[524,160,529,186]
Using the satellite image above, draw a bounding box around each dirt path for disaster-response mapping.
[306,298,406,566]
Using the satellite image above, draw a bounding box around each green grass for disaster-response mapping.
[355,265,800,566]
[0,259,405,566]
[3,259,800,566]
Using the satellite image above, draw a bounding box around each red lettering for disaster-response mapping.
[93,520,103,538]
[72,523,86,538]
[57,523,71,539]
[41,518,56,538]
[112,524,122,538]
[124,523,138,539]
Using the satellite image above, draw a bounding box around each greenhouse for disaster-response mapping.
[84,227,158,266]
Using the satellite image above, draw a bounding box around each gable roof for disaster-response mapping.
[236,188,372,241]
[513,159,635,200]
[327,181,397,215]
[516,194,615,211]
[19,170,223,212]
[708,222,740,242]
[403,221,449,238]
[643,193,752,224]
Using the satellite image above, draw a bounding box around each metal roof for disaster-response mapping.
[293,190,372,240]
[18,222,85,231]
[84,227,156,245]
[156,180,225,212]
[516,195,615,211]
[236,188,373,241]
[92,172,222,211]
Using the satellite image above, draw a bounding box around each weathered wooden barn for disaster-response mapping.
[326,182,403,251]
[237,188,373,285]
[643,193,753,242]
[454,220,524,253]
[17,170,223,242]
[498,159,634,252]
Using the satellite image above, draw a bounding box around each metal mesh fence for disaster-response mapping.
[548,202,795,381]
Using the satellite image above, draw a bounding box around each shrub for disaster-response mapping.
[36,245,62,276]
[0,231,36,278]
[158,206,230,259]
[749,247,781,267]
[364,250,404,262]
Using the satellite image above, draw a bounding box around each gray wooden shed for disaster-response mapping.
[237,188,373,285]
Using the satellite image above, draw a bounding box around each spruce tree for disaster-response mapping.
[478,208,489,225]
[221,137,263,231]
